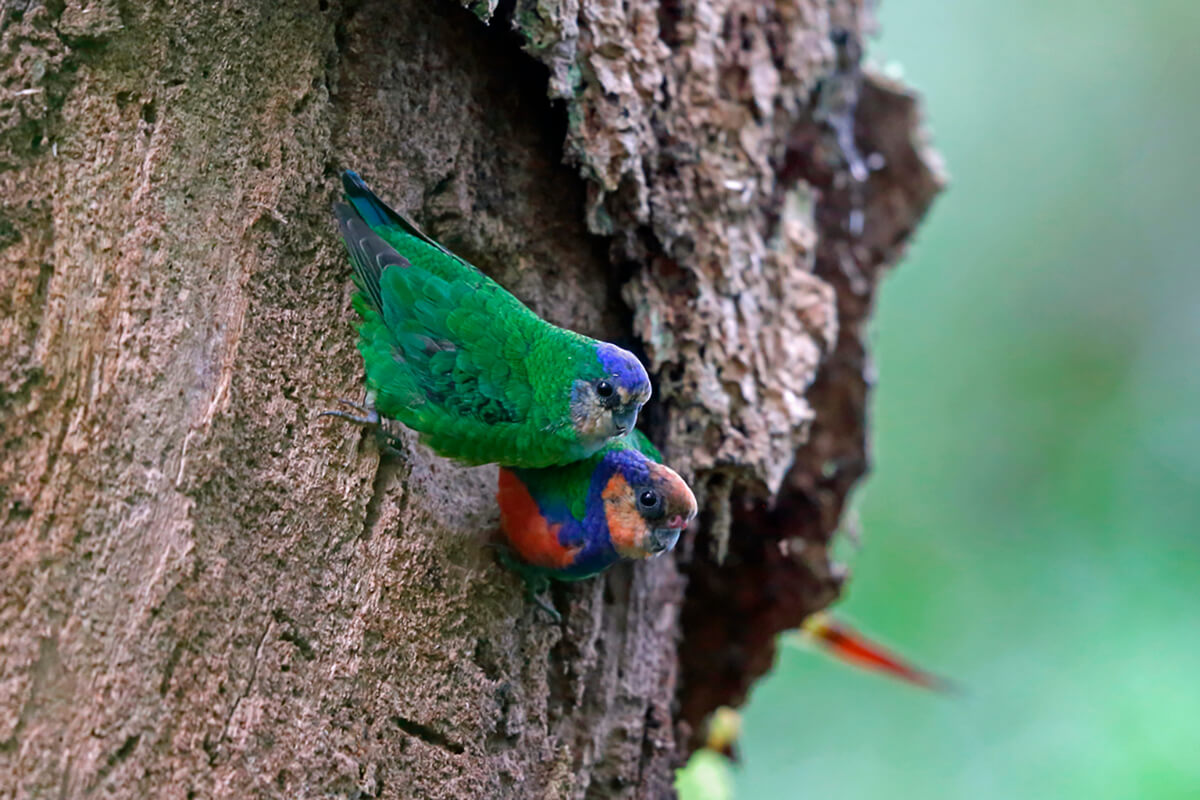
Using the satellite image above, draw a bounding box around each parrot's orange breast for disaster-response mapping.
[497,469,580,569]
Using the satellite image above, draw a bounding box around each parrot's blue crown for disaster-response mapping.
[596,344,651,401]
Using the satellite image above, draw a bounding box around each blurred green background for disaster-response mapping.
[681,1,1200,798]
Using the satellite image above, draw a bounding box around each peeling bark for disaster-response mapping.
[679,69,945,733]
[1,1,940,798]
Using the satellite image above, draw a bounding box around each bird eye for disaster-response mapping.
[596,380,615,399]
[638,490,660,510]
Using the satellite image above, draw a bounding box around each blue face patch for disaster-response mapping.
[596,344,650,398]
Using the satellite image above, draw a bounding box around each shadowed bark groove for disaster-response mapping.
[1,0,939,797]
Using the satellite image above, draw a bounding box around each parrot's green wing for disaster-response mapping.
[334,174,597,466]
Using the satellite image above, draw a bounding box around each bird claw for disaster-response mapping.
[320,399,406,450]
[319,397,380,427]
[528,591,562,624]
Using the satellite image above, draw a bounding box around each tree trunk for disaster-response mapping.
[0,0,940,797]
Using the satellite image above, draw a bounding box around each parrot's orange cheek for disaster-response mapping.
[601,473,652,559]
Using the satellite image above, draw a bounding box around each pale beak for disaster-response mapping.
[648,526,682,555]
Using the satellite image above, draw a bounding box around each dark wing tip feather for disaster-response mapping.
[333,201,410,314]
[339,170,462,263]
[341,169,371,198]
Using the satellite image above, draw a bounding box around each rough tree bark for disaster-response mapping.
[0,0,940,797]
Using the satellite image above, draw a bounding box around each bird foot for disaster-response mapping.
[491,543,562,623]
[320,397,381,426]
[320,398,405,450]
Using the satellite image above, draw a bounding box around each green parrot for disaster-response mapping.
[326,171,652,467]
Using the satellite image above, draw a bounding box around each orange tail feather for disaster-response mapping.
[800,613,952,692]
